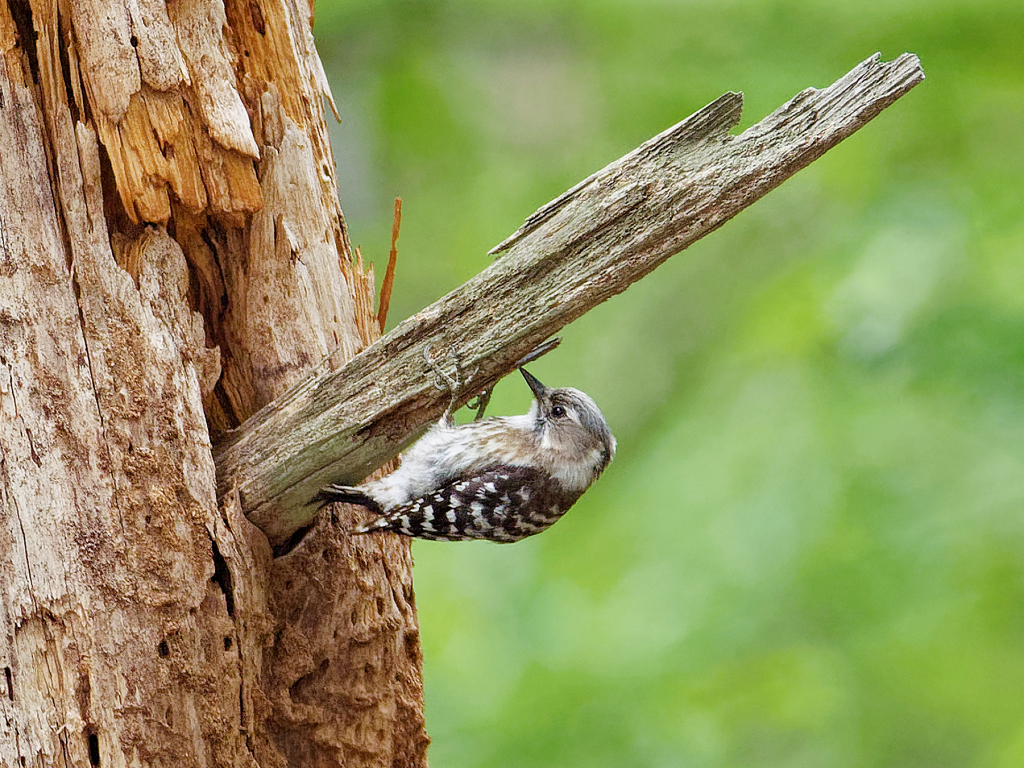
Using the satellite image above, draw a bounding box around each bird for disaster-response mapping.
[317,367,615,542]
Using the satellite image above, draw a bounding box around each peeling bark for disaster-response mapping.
[0,0,427,764]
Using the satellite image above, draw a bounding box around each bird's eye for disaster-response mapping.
[551,405,567,418]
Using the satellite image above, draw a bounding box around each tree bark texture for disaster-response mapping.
[0,0,428,765]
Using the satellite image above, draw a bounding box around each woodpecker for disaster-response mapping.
[318,367,616,542]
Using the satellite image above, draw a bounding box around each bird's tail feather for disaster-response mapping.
[352,516,394,535]
[315,484,385,516]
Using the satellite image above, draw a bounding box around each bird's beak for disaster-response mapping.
[520,368,548,400]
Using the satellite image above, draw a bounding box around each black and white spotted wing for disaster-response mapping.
[354,465,576,543]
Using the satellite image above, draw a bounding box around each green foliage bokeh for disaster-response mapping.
[314,1,1024,765]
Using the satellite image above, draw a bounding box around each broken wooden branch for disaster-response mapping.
[213,52,925,547]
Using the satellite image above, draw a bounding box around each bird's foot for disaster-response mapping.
[423,345,479,423]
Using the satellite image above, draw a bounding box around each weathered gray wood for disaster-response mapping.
[214,52,925,546]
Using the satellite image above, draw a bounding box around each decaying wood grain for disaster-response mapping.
[214,52,925,547]
[0,77,242,763]
[0,0,428,764]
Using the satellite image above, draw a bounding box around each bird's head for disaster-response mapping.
[520,368,616,485]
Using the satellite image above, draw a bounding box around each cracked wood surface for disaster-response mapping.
[214,52,926,547]
[0,75,244,764]
[0,0,428,764]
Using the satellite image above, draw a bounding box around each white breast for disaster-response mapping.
[550,447,605,492]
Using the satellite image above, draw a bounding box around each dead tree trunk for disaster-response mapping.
[0,0,428,765]
[0,0,924,752]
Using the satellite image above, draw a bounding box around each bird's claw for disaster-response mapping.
[424,345,479,422]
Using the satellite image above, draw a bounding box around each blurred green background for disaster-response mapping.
[313,1,1024,766]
